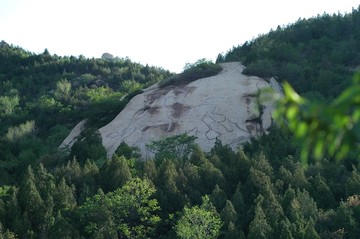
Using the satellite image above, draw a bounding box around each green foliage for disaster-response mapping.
[69,128,106,164]
[2,9,360,239]
[0,41,171,183]
[159,59,222,88]
[99,155,132,192]
[0,223,18,239]
[146,133,197,160]
[54,79,71,101]
[121,79,143,93]
[275,72,360,162]
[79,178,160,239]
[5,121,35,142]
[0,95,19,116]
[223,10,360,97]
[174,195,222,239]
[248,195,273,239]
[115,141,141,160]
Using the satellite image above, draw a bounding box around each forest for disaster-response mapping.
[1,6,360,239]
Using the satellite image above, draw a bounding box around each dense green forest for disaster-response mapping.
[1,7,360,239]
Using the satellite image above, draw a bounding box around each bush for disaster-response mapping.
[159,59,222,88]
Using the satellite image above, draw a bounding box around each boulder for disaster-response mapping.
[98,62,282,158]
[101,52,114,60]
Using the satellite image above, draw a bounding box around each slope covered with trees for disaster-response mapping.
[219,7,360,99]
[1,6,360,239]
[0,42,172,180]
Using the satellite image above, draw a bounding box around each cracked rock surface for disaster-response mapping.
[95,62,282,158]
[60,63,282,158]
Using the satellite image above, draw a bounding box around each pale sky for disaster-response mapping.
[1,0,359,72]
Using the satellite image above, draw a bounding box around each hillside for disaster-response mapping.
[1,7,360,239]
[219,7,360,99]
[62,62,281,159]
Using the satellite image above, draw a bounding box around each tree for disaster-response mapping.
[53,178,77,212]
[209,184,227,211]
[78,178,160,239]
[303,219,320,239]
[278,219,293,239]
[345,166,360,196]
[146,133,197,160]
[174,195,222,239]
[231,183,247,226]
[115,141,141,160]
[275,72,360,162]
[0,223,18,239]
[156,159,185,212]
[54,79,71,102]
[248,195,273,239]
[309,174,336,209]
[223,222,245,239]
[48,211,79,239]
[34,164,56,200]
[220,200,238,229]
[0,95,19,116]
[142,159,157,183]
[69,128,106,164]
[99,155,132,192]
[18,166,53,236]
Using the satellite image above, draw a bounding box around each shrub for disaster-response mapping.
[159,59,222,88]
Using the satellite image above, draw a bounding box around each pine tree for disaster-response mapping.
[142,159,157,183]
[248,195,273,239]
[223,222,245,239]
[231,183,247,226]
[34,163,55,199]
[18,166,46,235]
[220,200,237,228]
[345,166,360,196]
[309,174,336,209]
[0,223,18,239]
[182,161,202,204]
[303,219,320,239]
[210,184,227,211]
[279,219,294,239]
[157,159,184,212]
[4,190,23,236]
[48,211,79,239]
[53,178,77,212]
[99,155,132,192]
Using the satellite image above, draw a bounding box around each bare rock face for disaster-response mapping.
[98,62,281,158]
[59,120,87,150]
[101,52,114,60]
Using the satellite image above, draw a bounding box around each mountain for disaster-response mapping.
[60,62,282,158]
[1,8,360,239]
[99,62,282,158]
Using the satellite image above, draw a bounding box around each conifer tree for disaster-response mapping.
[210,184,227,211]
[345,166,360,196]
[220,200,238,229]
[231,183,247,226]
[34,163,56,203]
[142,159,157,183]
[53,178,77,212]
[157,159,184,212]
[99,155,132,192]
[19,166,47,235]
[303,219,320,239]
[278,219,294,239]
[223,221,245,239]
[248,195,273,239]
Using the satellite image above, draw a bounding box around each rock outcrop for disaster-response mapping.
[97,62,282,158]
[59,119,87,150]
